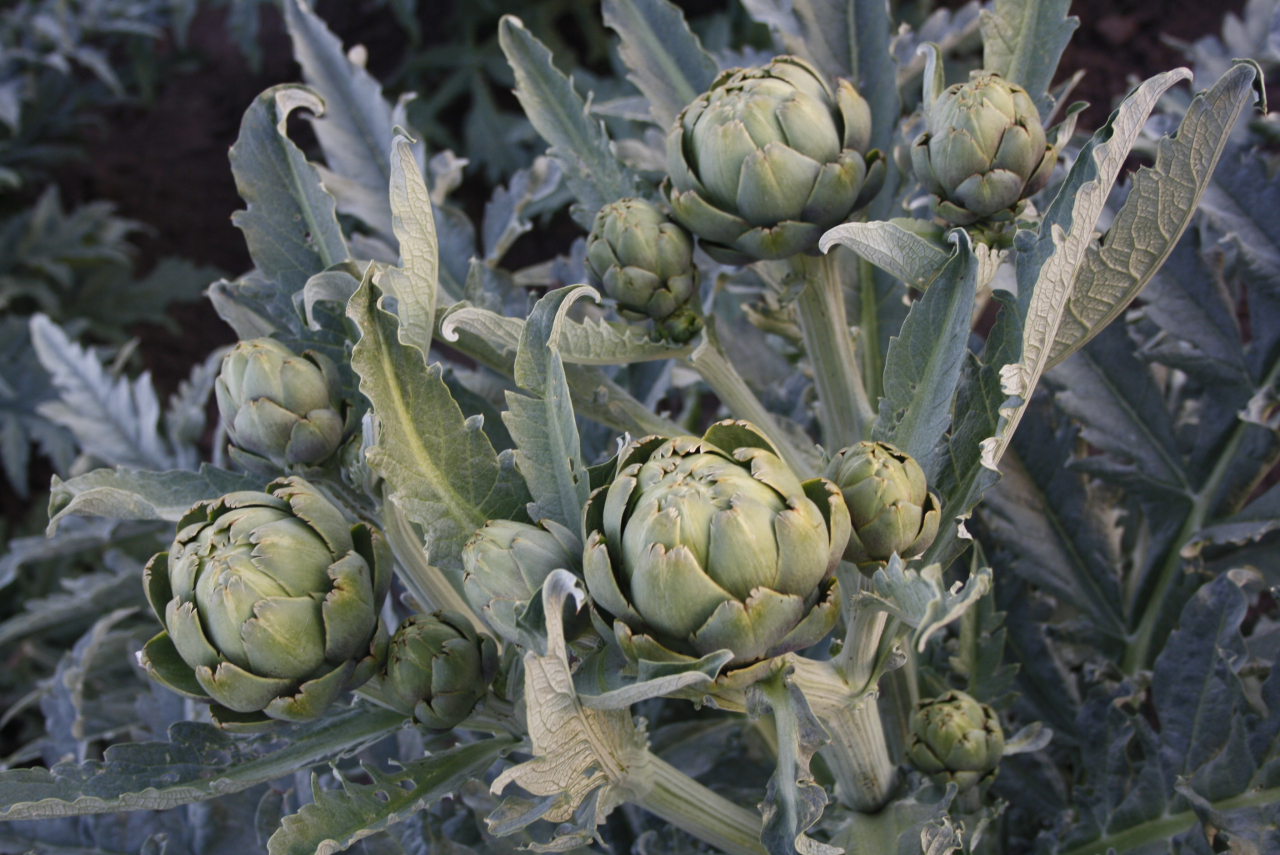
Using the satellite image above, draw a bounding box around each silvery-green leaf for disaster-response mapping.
[0,555,143,650]
[282,0,397,243]
[979,0,1079,117]
[498,16,639,228]
[348,270,529,575]
[165,347,228,471]
[46,465,262,535]
[0,516,158,592]
[385,132,439,357]
[1047,61,1265,370]
[266,738,516,855]
[302,267,362,331]
[982,68,1193,472]
[602,0,718,130]
[0,706,407,820]
[856,555,992,651]
[229,85,349,295]
[820,221,951,291]
[1003,721,1053,755]
[483,157,562,264]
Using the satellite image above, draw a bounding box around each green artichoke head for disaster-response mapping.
[827,441,941,568]
[907,689,1005,795]
[462,518,582,645]
[380,611,498,730]
[664,56,885,265]
[586,198,702,342]
[139,477,392,731]
[584,420,850,671]
[215,338,347,472]
[911,72,1056,227]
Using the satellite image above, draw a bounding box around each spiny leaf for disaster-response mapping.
[980,0,1079,117]
[602,0,717,130]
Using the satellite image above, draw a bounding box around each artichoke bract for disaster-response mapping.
[586,198,702,342]
[215,338,347,472]
[140,478,391,731]
[827,441,940,569]
[378,611,498,730]
[462,518,582,645]
[911,72,1056,227]
[584,420,850,673]
[907,690,1005,798]
[664,56,885,265]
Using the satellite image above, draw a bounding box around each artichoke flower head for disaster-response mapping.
[908,689,1005,799]
[584,420,850,683]
[377,611,498,730]
[827,441,941,571]
[665,56,885,265]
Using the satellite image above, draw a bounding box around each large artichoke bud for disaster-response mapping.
[584,420,850,674]
[911,72,1056,227]
[827,441,941,568]
[462,518,582,645]
[586,198,702,342]
[378,611,498,730]
[216,338,346,472]
[907,690,1005,798]
[664,56,885,265]
[140,478,391,731]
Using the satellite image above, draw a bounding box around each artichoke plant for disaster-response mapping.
[910,72,1056,228]
[583,420,850,674]
[376,611,499,730]
[664,56,885,265]
[827,441,941,568]
[462,518,582,645]
[585,198,702,342]
[907,690,1005,798]
[215,337,347,472]
[140,478,391,730]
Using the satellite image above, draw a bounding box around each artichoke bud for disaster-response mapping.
[827,441,941,570]
[907,690,1005,798]
[586,198,703,343]
[462,518,583,645]
[911,71,1057,229]
[583,420,850,675]
[664,56,884,265]
[139,477,392,731]
[215,338,347,473]
[380,611,498,730]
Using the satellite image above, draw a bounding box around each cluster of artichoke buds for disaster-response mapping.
[911,72,1056,229]
[216,338,348,474]
[908,690,1005,802]
[827,441,941,571]
[375,611,498,730]
[586,198,702,342]
[140,478,391,731]
[583,420,849,680]
[664,56,884,265]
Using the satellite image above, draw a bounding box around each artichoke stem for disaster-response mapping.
[789,656,896,812]
[685,321,818,477]
[625,752,768,855]
[794,253,875,449]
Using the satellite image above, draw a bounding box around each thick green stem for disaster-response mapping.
[789,657,896,812]
[858,257,883,405]
[626,752,767,855]
[685,323,818,477]
[794,253,875,449]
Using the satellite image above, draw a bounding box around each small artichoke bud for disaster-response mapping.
[827,441,941,568]
[381,611,498,730]
[215,338,346,472]
[139,478,392,731]
[586,198,702,342]
[910,72,1057,228]
[907,690,1005,798]
[664,56,885,265]
[462,519,582,645]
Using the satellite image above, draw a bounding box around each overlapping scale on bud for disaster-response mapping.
[911,72,1056,227]
[139,478,391,731]
[585,198,702,343]
[907,690,1005,798]
[827,441,941,570]
[462,518,582,645]
[664,56,885,265]
[584,420,850,678]
[377,611,498,730]
[215,338,347,472]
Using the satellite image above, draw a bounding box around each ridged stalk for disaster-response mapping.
[625,752,768,855]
